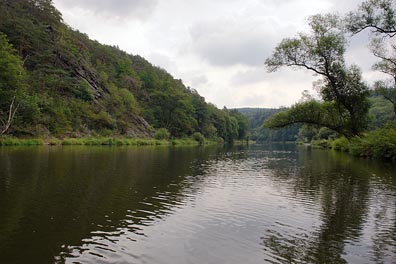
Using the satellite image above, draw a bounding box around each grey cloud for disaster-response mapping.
[240,93,273,107]
[230,68,267,86]
[190,75,209,87]
[55,0,158,19]
[328,0,364,13]
[147,52,177,73]
[346,32,376,70]
[190,18,290,67]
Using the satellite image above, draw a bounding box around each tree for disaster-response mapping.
[369,33,396,114]
[374,80,396,114]
[346,0,396,37]
[347,0,396,115]
[265,14,370,137]
[230,109,249,140]
[0,32,25,134]
[264,100,353,136]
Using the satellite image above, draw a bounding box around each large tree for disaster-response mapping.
[265,14,370,137]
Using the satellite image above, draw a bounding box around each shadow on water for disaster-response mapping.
[261,146,396,264]
[0,146,224,264]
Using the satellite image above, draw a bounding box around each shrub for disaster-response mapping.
[332,137,349,152]
[154,128,170,140]
[311,139,331,148]
[192,132,205,145]
[349,129,396,161]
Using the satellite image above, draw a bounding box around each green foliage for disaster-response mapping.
[230,110,249,140]
[0,0,242,141]
[0,32,24,94]
[192,132,205,145]
[297,125,318,143]
[332,137,350,152]
[346,0,396,37]
[347,0,396,117]
[384,121,396,129]
[368,95,396,128]
[237,108,299,142]
[264,100,362,138]
[265,14,370,137]
[0,138,44,146]
[154,128,171,140]
[317,127,338,140]
[0,32,40,134]
[311,139,332,149]
[374,83,396,114]
[349,129,396,160]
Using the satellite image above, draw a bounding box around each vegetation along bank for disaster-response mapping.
[262,0,396,161]
[0,0,248,145]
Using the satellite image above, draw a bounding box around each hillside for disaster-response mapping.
[236,108,300,142]
[0,0,247,142]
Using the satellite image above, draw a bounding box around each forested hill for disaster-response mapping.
[237,94,396,143]
[236,108,299,142]
[0,0,247,142]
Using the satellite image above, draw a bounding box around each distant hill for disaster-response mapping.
[236,94,396,143]
[0,0,247,142]
[235,108,300,142]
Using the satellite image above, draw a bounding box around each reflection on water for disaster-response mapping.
[0,144,395,264]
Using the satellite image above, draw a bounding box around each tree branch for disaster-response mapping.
[1,96,19,135]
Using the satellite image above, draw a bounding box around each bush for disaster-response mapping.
[332,137,349,152]
[311,139,331,148]
[192,132,205,145]
[154,128,170,140]
[349,129,396,161]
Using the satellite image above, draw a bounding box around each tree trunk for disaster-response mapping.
[0,96,19,135]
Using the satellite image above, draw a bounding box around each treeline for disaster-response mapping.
[264,0,396,160]
[237,108,299,142]
[0,0,248,143]
[237,92,395,144]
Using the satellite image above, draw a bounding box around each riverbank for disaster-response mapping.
[0,137,222,147]
[309,128,396,161]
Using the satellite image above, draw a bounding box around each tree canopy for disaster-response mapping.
[346,0,396,37]
[265,14,370,137]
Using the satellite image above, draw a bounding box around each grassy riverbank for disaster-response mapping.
[309,128,396,161]
[0,137,221,147]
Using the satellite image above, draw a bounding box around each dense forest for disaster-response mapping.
[0,0,248,143]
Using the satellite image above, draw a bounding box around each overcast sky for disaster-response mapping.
[52,0,382,108]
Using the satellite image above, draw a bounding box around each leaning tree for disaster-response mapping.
[264,14,370,138]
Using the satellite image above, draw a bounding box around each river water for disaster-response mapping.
[0,144,395,264]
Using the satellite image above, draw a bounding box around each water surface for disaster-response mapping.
[0,144,395,263]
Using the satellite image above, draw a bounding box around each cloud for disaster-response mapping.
[54,0,158,20]
[230,68,268,86]
[147,52,177,73]
[53,0,377,108]
[189,17,293,67]
[190,75,209,88]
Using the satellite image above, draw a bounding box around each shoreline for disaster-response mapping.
[0,137,219,147]
[0,137,254,147]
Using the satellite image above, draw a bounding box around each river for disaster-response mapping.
[0,144,395,264]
